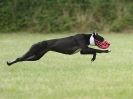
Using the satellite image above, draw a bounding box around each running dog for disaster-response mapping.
[7,32,110,66]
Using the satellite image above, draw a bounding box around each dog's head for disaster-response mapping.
[90,32,110,49]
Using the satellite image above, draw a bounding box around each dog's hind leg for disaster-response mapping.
[7,41,48,66]
[7,50,48,66]
[7,58,21,66]
[23,49,48,61]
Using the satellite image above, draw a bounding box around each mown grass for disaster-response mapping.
[0,33,133,99]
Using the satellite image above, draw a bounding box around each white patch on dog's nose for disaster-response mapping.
[90,34,95,46]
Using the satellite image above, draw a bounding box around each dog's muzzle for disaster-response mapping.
[95,39,110,49]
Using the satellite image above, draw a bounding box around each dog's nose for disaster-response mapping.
[107,42,110,45]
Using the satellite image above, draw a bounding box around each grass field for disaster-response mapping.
[0,33,133,99]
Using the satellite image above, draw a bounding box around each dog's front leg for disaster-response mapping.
[80,49,97,62]
[80,47,110,62]
[90,48,111,62]
[82,47,110,53]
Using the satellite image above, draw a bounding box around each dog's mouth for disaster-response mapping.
[95,39,110,49]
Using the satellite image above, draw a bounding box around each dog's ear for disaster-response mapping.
[93,32,98,36]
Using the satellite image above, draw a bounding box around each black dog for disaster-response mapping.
[7,32,110,66]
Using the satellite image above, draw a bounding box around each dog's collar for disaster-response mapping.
[90,34,95,46]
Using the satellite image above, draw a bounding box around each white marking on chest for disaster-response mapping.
[73,48,82,54]
[90,34,95,46]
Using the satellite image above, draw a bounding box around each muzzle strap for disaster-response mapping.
[95,39,110,49]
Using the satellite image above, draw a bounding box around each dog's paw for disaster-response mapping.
[91,53,96,62]
[91,58,95,62]
[7,61,12,66]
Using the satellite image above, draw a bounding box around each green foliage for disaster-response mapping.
[0,0,132,32]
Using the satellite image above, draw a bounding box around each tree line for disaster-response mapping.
[0,0,132,33]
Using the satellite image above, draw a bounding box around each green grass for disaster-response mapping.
[0,33,133,99]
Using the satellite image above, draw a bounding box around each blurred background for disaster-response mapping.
[0,0,133,33]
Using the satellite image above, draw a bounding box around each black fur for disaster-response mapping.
[7,33,110,66]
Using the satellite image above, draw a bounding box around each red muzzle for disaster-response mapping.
[95,39,110,49]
